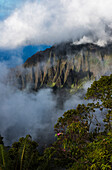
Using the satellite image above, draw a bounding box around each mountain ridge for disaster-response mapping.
[10,42,112,91]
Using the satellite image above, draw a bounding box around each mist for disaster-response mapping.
[0,0,112,49]
[0,60,93,146]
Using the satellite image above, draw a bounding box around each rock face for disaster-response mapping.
[11,42,112,91]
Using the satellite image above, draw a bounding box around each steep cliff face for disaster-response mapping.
[11,43,112,91]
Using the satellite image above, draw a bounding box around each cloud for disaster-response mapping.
[0,63,57,145]
[0,60,93,146]
[0,0,112,49]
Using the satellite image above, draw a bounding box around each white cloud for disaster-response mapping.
[0,61,90,145]
[0,0,112,48]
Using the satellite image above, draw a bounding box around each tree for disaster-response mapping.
[0,74,112,170]
[42,74,112,169]
[8,135,39,170]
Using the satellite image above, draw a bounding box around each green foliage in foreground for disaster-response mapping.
[0,74,112,170]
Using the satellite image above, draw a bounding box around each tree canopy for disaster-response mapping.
[0,74,112,170]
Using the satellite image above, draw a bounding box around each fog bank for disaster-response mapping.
[0,61,91,146]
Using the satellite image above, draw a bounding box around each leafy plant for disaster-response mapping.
[1,74,112,170]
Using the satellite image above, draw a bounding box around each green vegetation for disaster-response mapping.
[0,74,112,169]
[70,76,94,94]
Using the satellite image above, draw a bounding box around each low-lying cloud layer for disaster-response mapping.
[0,0,112,49]
[0,61,91,146]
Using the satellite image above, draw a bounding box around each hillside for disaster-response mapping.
[10,42,112,91]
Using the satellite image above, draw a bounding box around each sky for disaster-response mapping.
[0,45,50,67]
[0,0,110,145]
[0,0,112,66]
[0,0,50,66]
[1,0,112,49]
[0,0,26,19]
